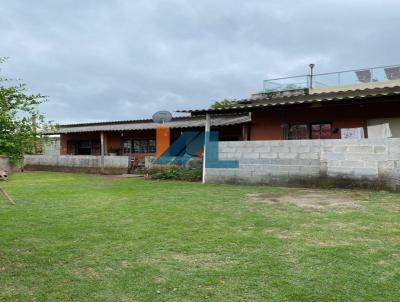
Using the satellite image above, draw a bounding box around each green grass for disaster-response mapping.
[0,172,399,302]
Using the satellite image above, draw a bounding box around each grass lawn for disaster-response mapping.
[0,172,399,302]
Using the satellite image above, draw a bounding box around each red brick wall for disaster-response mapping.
[250,100,400,140]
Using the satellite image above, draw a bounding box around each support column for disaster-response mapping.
[202,113,211,184]
[242,124,249,141]
[100,131,105,173]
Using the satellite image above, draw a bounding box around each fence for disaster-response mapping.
[263,64,400,92]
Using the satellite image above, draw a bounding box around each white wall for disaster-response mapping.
[24,155,129,174]
[0,156,12,171]
[42,138,60,155]
[368,118,400,138]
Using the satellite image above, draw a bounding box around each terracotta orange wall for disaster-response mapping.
[250,100,400,140]
[156,127,170,156]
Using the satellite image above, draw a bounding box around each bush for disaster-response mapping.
[144,165,202,182]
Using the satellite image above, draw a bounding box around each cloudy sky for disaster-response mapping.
[1,0,399,123]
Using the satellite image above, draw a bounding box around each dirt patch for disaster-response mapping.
[170,253,238,269]
[139,253,238,270]
[246,189,368,211]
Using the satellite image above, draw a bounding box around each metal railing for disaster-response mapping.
[263,64,400,93]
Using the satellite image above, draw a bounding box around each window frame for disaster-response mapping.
[286,122,332,140]
[122,139,156,154]
[287,123,310,140]
[310,122,332,139]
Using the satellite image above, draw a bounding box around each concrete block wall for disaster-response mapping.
[0,156,12,172]
[205,139,400,190]
[42,139,60,155]
[321,139,400,181]
[24,155,129,174]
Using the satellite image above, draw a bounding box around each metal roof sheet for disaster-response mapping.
[52,114,251,134]
[177,85,400,114]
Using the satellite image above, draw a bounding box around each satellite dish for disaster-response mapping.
[152,111,173,124]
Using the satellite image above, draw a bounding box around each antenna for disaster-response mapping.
[152,111,173,124]
[309,63,315,89]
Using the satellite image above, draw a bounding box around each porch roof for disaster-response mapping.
[52,114,251,134]
[177,85,400,114]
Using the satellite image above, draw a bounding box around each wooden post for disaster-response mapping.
[100,131,105,173]
[202,113,211,184]
[0,187,15,205]
[242,124,249,141]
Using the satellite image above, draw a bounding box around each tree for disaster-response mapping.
[0,58,52,163]
[210,99,238,109]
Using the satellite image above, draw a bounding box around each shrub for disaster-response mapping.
[144,165,202,182]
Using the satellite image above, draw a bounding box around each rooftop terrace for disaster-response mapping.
[263,64,400,93]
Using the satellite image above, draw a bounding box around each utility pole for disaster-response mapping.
[202,113,211,184]
[100,131,105,174]
[32,115,37,154]
[309,64,315,89]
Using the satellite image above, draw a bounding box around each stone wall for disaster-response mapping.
[24,155,129,174]
[205,139,400,191]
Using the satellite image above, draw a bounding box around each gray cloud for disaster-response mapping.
[1,0,399,123]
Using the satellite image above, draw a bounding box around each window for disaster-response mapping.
[122,139,156,154]
[288,124,309,140]
[77,140,92,155]
[311,123,332,139]
[123,140,132,154]
[78,140,91,148]
[287,123,332,140]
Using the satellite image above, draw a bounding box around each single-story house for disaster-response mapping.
[29,64,400,188]
[50,65,400,159]
[51,114,251,159]
[175,66,400,189]
[179,82,400,140]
